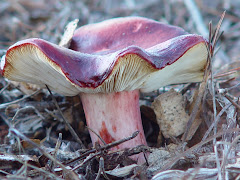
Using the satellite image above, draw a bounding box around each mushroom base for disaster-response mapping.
[80,90,147,163]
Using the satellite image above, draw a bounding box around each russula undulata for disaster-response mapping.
[0,17,208,162]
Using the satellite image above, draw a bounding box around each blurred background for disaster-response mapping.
[0,0,239,67]
[0,1,240,178]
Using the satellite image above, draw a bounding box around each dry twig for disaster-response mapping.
[46,85,85,149]
[0,90,41,110]
[65,131,141,165]
[182,12,225,142]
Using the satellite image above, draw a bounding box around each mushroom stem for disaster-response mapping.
[80,90,147,161]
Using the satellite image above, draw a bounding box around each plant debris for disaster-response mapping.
[1,0,240,179]
[152,89,191,138]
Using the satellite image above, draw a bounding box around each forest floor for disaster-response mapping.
[0,0,240,179]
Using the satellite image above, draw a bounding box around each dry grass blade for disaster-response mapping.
[181,12,228,180]
[182,12,225,142]
[223,94,240,110]
[11,105,44,127]
[65,131,140,165]
[211,11,226,53]
[101,131,140,150]
[0,90,41,110]
[95,157,110,180]
[9,128,77,179]
[87,126,107,145]
[183,0,208,36]
[208,13,225,179]
[210,20,224,138]
[50,133,62,171]
[72,153,99,172]
[201,103,232,143]
[159,128,240,172]
[221,135,240,176]
[45,85,85,149]
[0,81,10,94]
[219,82,240,93]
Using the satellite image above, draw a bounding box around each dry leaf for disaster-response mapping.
[147,148,172,175]
[10,81,41,95]
[105,164,138,178]
[152,89,189,138]
[0,154,40,170]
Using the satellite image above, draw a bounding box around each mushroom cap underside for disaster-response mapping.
[1,34,208,96]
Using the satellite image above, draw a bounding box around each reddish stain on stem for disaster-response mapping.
[112,125,117,133]
[99,121,116,144]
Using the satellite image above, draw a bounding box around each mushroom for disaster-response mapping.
[0,17,208,162]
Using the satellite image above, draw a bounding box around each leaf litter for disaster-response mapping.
[1,0,240,179]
